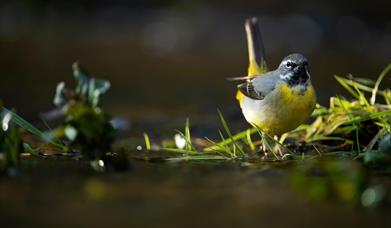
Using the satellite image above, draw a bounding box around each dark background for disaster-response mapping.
[0,0,390,131]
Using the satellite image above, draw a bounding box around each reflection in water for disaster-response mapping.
[0,157,390,227]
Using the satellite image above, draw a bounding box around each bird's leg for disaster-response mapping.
[261,136,268,158]
[260,133,286,159]
[273,135,285,157]
[261,133,276,159]
[261,134,285,159]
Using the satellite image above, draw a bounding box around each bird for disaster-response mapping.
[234,18,316,154]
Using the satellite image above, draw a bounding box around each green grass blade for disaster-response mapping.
[217,109,245,157]
[204,128,257,151]
[175,130,197,152]
[351,81,370,108]
[166,155,229,161]
[346,109,391,124]
[143,132,151,151]
[204,137,230,157]
[2,107,65,150]
[371,63,391,105]
[335,76,360,99]
[184,118,194,151]
[160,147,204,155]
[305,136,353,144]
[2,107,44,139]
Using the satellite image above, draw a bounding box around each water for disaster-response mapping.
[0,157,390,227]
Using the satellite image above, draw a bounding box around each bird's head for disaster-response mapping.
[278,53,310,86]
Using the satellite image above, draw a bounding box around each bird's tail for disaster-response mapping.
[236,17,267,104]
[245,17,267,77]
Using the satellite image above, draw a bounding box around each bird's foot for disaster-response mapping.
[274,143,285,157]
[260,144,269,159]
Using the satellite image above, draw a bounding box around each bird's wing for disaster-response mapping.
[237,71,278,100]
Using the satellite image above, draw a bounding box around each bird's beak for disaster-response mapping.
[294,64,305,74]
[294,63,310,82]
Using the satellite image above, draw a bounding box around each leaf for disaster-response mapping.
[53,82,66,107]
[88,78,110,107]
[72,62,89,97]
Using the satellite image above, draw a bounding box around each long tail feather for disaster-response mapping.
[245,17,267,76]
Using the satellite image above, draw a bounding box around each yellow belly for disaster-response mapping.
[239,83,316,135]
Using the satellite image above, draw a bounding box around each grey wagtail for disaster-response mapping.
[233,17,316,154]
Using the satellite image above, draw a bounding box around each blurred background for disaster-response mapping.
[0,0,390,134]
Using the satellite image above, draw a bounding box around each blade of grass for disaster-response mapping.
[305,136,353,144]
[216,128,237,157]
[143,132,151,151]
[160,147,203,155]
[204,128,257,151]
[371,63,391,105]
[175,130,197,152]
[2,107,65,150]
[217,129,234,157]
[217,109,245,157]
[166,155,229,161]
[204,137,231,157]
[351,80,370,108]
[345,109,391,124]
[335,76,360,99]
[184,118,194,151]
[336,96,362,152]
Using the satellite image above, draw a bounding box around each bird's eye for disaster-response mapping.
[286,61,291,67]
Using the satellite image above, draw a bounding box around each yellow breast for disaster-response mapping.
[240,83,316,135]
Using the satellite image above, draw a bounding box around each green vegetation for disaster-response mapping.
[0,105,23,174]
[47,62,115,160]
[1,62,124,172]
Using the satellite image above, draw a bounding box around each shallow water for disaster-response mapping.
[0,156,390,227]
